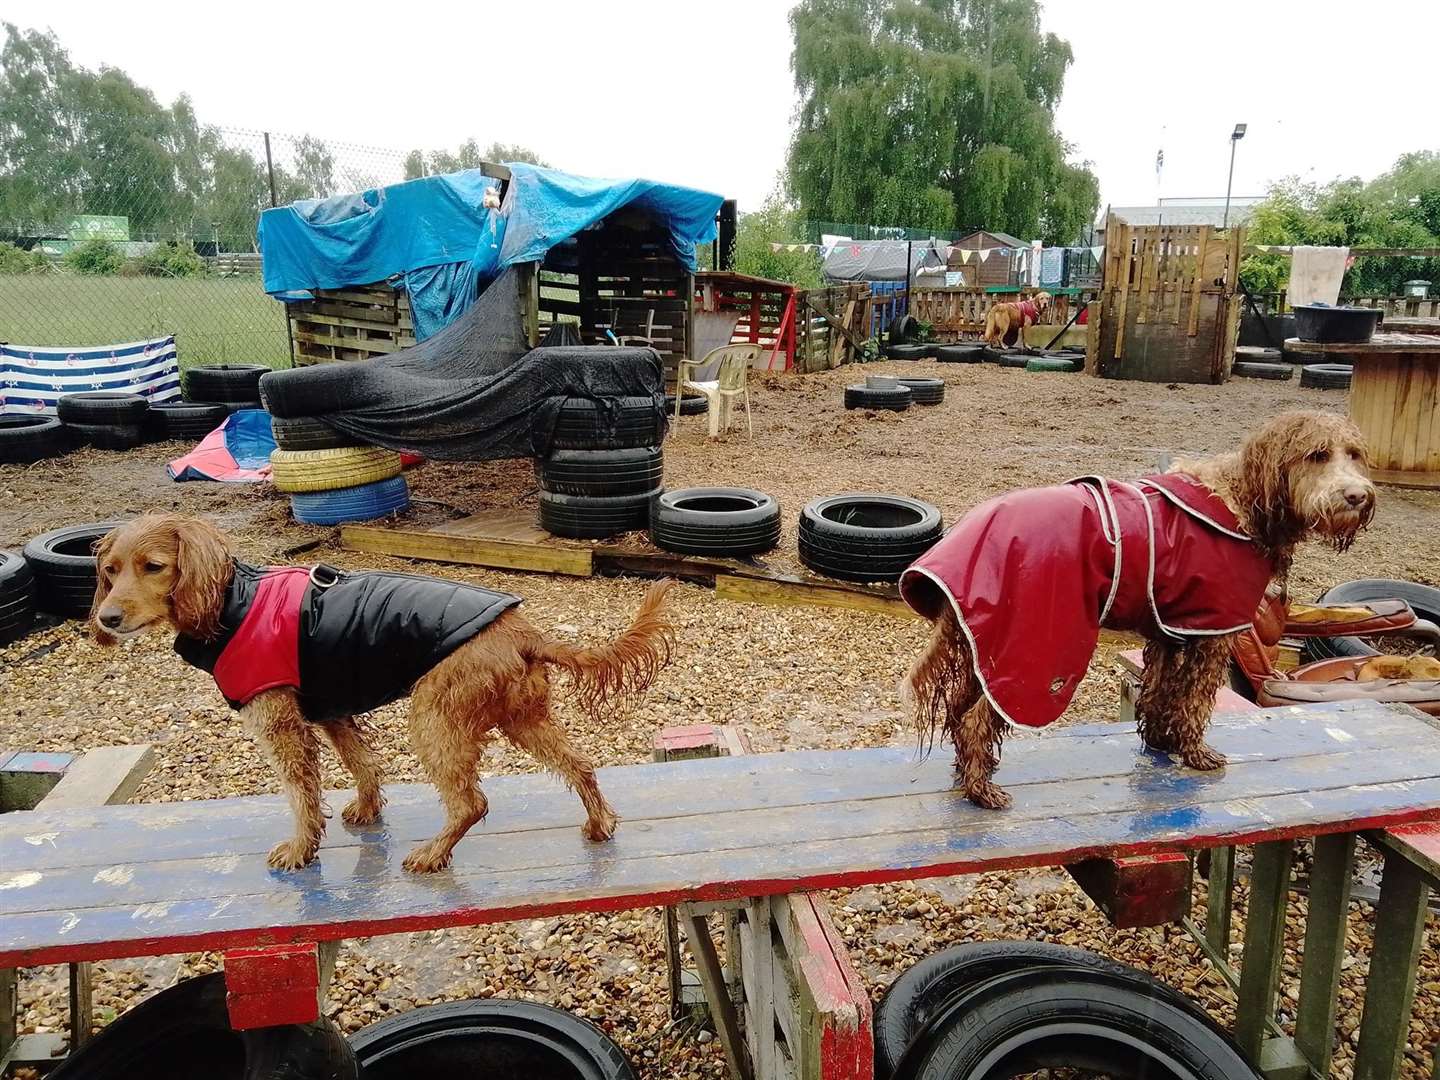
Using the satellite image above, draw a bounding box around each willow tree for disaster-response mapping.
[788,0,1098,243]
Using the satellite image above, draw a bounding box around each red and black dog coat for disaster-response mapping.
[899,473,1274,728]
[175,561,521,722]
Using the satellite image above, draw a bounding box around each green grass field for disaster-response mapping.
[0,274,292,369]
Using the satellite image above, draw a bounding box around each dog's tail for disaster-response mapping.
[531,579,677,721]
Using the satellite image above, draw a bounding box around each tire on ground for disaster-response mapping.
[874,941,1187,1080]
[65,422,145,451]
[906,967,1258,1080]
[0,549,38,645]
[56,392,149,425]
[887,314,920,345]
[650,487,781,556]
[537,447,664,497]
[537,488,658,539]
[894,377,944,404]
[50,972,357,1080]
[185,364,269,404]
[269,447,403,494]
[22,522,124,618]
[844,384,913,410]
[798,493,942,583]
[145,402,230,442]
[290,475,412,525]
[550,397,667,451]
[883,343,930,361]
[997,351,1032,369]
[0,416,70,464]
[1232,360,1294,380]
[1300,578,1440,663]
[271,415,362,451]
[1300,363,1352,390]
[1024,356,1082,373]
[664,393,708,416]
[934,344,985,364]
[348,999,635,1080]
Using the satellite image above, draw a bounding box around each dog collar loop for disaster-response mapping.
[309,563,344,590]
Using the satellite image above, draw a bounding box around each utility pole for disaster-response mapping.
[1223,123,1247,229]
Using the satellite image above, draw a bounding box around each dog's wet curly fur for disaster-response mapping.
[905,410,1377,809]
[90,515,677,872]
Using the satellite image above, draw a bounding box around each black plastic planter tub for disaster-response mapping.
[1293,304,1383,344]
[348,999,635,1080]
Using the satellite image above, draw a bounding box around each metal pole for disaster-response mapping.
[1223,138,1238,230]
[264,132,297,368]
[906,238,913,315]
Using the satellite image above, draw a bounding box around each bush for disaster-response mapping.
[127,240,207,278]
[0,241,47,274]
[64,238,124,275]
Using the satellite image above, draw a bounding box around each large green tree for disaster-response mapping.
[1242,151,1440,296]
[787,0,1098,244]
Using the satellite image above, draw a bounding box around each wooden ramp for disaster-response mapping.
[3,700,1440,970]
[341,508,917,619]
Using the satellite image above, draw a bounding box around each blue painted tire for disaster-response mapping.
[290,476,410,525]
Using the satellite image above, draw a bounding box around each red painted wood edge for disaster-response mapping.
[792,893,874,1080]
[6,806,1438,971]
[224,942,320,1029]
[1384,820,1440,863]
[1066,852,1191,929]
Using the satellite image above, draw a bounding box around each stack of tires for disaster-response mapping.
[0,550,36,646]
[270,418,410,525]
[798,494,942,583]
[845,377,913,411]
[145,401,229,442]
[536,397,666,539]
[57,393,149,450]
[650,488,781,556]
[183,364,268,413]
[22,522,119,619]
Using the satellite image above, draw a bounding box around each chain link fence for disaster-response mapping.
[0,125,410,369]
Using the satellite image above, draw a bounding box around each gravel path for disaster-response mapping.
[2,362,1436,1077]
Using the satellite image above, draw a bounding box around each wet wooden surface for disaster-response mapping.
[3,700,1440,968]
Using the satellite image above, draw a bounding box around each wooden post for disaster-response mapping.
[1353,849,1431,1080]
[1234,840,1294,1062]
[1293,833,1356,1077]
[1206,845,1236,955]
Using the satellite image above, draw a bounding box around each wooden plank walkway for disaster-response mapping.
[3,701,1440,970]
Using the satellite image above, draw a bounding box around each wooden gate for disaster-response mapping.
[1091,219,1243,383]
[794,285,869,373]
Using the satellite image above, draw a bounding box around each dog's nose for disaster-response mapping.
[99,611,123,629]
[1343,485,1372,508]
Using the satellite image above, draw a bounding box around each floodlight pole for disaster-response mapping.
[1223,123,1247,229]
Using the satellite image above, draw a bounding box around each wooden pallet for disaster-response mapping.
[287,283,416,366]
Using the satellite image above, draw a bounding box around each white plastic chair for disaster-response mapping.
[675,343,762,437]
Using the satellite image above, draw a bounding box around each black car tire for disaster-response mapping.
[1235,346,1283,363]
[185,364,269,404]
[934,344,985,364]
[888,314,920,345]
[348,999,634,1080]
[894,377,945,404]
[650,487,781,556]
[1300,578,1440,662]
[550,397,667,451]
[664,393,709,416]
[65,422,145,450]
[884,343,930,361]
[0,415,71,464]
[844,384,913,410]
[22,522,123,618]
[270,415,361,451]
[1232,360,1294,380]
[1300,363,1353,390]
[146,401,230,442]
[538,488,658,539]
[51,972,356,1080]
[874,941,1199,1080]
[56,392,149,425]
[798,493,942,582]
[0,550,37,646]
[537,447,665,497]
[902,967,1259,1080]
[997,351,1032,368]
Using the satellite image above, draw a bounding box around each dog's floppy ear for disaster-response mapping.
[89,528,119,645]
[170,517,235,640]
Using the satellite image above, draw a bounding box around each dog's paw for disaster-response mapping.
[267,838,319,871]
[582,809,619,842]
[1182,744,1227,771]
[341,796,383,827]
[402,843,453,874]
[965,781,1013,810]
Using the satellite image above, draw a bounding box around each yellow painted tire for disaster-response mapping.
[269,447,402,494]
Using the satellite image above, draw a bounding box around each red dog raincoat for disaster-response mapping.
[899,473,1274,727]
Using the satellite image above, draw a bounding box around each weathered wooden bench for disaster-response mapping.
[2,701,1439,1080]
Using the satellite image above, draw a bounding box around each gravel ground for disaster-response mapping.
[2,361,1436,1077]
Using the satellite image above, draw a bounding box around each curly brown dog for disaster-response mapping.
[982,291,1051,347]
[899,410,1376,809]
[90,514,676,872]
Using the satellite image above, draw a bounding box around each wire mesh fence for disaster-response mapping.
[0,125,410,369]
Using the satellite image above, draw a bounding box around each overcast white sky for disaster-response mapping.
[5,0,1437,226]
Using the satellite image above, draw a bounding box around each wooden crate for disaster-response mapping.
[287,283,416,366]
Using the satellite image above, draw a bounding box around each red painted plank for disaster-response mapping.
[224,942,321,1029]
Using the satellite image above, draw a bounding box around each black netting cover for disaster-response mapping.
[258,267,666,460]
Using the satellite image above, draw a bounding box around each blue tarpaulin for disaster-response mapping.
[166,409,276,482]
[258,163,724,340]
